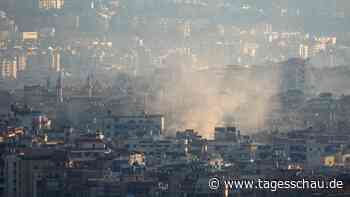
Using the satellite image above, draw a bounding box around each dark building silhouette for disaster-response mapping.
[279,58,307,93]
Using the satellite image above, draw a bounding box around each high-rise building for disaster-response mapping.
[56,70,63,103]
[48,48,61,72]
[279,58,307,93]
[0,56,17,80]
[4,155,17,197]
[5,150,66,197]
[299,44,309,59]
[15,51,27,72]
[39,0,64,10]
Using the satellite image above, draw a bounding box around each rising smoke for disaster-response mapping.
[147,64,280,138]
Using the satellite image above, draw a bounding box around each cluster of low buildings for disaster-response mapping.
[1,100,350,197]
[0,0,350,196]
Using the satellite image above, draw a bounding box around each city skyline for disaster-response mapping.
[1,1,350,197]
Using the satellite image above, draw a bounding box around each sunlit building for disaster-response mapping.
[0,56,17,79]
[48,48,61,72]
[299,44,309,59]
[39,0,64,9]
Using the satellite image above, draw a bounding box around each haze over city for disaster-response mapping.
[1,0,350,197]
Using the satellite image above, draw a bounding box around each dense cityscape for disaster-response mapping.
[1,0,350,196]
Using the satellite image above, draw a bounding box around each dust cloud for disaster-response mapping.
[147,64,280,138]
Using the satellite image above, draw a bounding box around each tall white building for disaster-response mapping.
[0,56,17,79]
[48,48,61,72]
[299,44,309,59]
